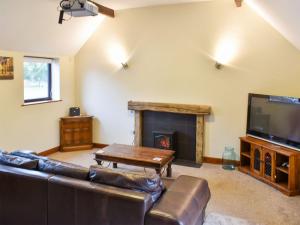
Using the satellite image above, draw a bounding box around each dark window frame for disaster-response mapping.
[24,58,53,103]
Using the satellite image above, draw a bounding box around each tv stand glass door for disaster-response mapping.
[263,149,275,182]
[251,145,262,176]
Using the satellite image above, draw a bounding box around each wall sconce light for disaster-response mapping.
[121,62,129,69]
[214,36,239,70]
[108,43,129,70]
[215,62,222,70]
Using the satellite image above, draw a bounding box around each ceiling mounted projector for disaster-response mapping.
[64,0,98,17]
[58,0,114,24]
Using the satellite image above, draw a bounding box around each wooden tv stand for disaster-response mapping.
[239,136,300,196]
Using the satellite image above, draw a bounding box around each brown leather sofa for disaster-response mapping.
[0,155,210,225]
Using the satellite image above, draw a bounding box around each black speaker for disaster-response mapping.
[69,107,80,116]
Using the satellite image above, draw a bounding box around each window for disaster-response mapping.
[24,57,59,103]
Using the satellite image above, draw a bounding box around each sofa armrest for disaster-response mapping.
[145,175,211,225]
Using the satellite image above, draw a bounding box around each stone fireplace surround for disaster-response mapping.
[128,101,211,164]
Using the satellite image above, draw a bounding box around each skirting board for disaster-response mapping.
[39,146,60,156]
[38,143,109,156]
[204,156,240,166]
[38,145,239,166]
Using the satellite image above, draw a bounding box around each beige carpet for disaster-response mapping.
[204,213,257,225]
[50,149,300,225]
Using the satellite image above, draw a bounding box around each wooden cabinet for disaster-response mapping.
[239,136,300,196]
[60,116,93,152]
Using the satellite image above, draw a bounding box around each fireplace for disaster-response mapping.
[128,101,211,165]
[153,131,176,150]
[142,111,197,166]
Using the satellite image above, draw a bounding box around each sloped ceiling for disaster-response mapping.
[0,0,209,56]
[0,0,105,56]
[0,0,299,56]
[245,0,300,51]
[98,0,300,52]
[96,0,209,10]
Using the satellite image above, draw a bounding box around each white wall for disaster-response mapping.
[0,50,75,153]
[75,0,300,158]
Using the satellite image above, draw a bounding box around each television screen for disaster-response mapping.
[247,93,300,150]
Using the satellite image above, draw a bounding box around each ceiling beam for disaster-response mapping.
[89,1,115,18]
[235,0,242,7]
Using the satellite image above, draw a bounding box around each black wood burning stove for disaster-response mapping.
[153,131,176,150]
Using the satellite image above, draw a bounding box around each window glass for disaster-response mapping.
[24,57,52,103]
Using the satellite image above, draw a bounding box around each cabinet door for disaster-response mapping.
[73,128,82,145]
[79,119,92,144]
[263,149,275,182]
[62,129,74,146]
[251,145,263,176]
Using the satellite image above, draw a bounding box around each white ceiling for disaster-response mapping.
[0,0,299,56]
[0,0,104,56]
[98,0,300,52]
[245,0,300,51]
[96,0,210,10]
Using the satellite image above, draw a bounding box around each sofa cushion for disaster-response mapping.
[0,149,8,154]
[38,159,89,180]
[161,177,175,190]
[12,150,38,155]
[0,153,39,170]
[10,150,48,161]
[89,166,164,202]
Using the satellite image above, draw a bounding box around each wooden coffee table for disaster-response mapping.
[94,144,175,177]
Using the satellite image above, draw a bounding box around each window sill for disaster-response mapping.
[22,100,62,107]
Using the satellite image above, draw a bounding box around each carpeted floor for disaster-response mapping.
[204,213,257,225]
[50,149,300,225]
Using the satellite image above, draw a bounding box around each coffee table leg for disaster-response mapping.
[113,163,118,168]
[167,163,172,177]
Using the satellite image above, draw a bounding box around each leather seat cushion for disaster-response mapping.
[0,153,39,170]
[89,166,164,202]
[161,177,175,190]
[38,159,90,180]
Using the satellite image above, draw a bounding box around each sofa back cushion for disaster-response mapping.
[0,149,7,154]
[0,153,38,170]
[89,166,164,202]
[38,159,89,180]
[10,150,48,161]
[10,151,90,180]
[0,164,52,225]
[48,175,153,225]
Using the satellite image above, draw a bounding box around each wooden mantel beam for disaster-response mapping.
[235,0,242,7]
[128,101,211,115]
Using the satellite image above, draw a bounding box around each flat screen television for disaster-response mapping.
[247,93,300,150]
